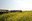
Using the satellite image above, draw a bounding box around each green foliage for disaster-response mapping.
[0,15,5,21]
[0,11,32,21]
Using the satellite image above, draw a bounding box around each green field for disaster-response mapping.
[0,11,32,21]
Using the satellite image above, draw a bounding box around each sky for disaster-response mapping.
[0,0,32,11]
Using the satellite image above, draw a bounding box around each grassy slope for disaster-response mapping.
[0,11,32,21]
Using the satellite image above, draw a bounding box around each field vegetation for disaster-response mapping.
[0,11,32,21]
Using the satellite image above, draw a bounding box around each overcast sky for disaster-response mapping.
[0,0,32,10]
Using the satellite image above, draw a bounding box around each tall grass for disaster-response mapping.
[0,11,32,21]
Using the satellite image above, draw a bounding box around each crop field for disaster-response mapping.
[0,11,32,21]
